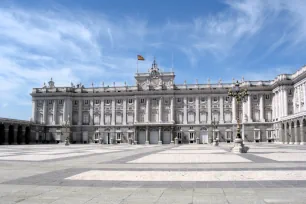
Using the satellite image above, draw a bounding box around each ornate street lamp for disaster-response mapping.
[211,117,219,146]
[228,80,249,153]
[62,115,71,146]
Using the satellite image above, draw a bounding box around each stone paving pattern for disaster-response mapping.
[1,143,306,203]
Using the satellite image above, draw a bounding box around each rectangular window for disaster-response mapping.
[225,97,229,102]
[213,97,218,102]
[177,132,182,140]
[265,95,270,100]
[74,101,78,105]
[116,133,121,140]
[190,133,194,140]
[59,100,63,105]
[128,99,133,104]
[201,97,206,102]
[188,98,193,103]
[106,100,111,105]
[84,100,89,105]
[83,114,89,124]
[177,98,181,103]
[117,99,122,104]
[95,100,100,104]
[140,99,145,104]
[49,100,53,104]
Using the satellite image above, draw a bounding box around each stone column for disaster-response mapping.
[272,94,275,120]
[207,96,212,124]
[279,125,283,143]
[284,124,288,144]
[275,92,279,118]
[111,100,116,125]
[219,96,224,124]
[53,100,57,125]
[134,128,138,144]
[259,94,265,122]
[145,126,149,144]
[279,89,283,117]
[68,98,72,124]
[159,97,163,123]
[183,97,187,124]
[90,100,94,125]
[134,98,138,123]
[4,125,9,145]
[289,124,293,144]
[78,100,83,125]
[43,100,47,124]
[146,98,150,123]
[170,97,175,122]
[232,97,237,123]
[100,100,104,125]
[158,127,162,144]
[247,95,253,122]
[195,96,200,124]
[294,124,299,145]
[300,123,305,145]
[298,86,301,112]
[284,89,288,116]
[123,99,127,125]
[63,99,67,122]
[32,100,37,123]
[304,83,306,111]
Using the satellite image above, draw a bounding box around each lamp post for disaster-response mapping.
[62,115,71,146]
[211,117,219,146]
[228,80,249,153]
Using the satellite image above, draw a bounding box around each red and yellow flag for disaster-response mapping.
[137,55,145,60]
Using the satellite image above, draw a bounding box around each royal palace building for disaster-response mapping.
[0,60,306,145]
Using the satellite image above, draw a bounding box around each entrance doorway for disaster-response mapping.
[200,127,208,144]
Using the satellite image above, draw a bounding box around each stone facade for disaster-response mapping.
[2,60,305,145]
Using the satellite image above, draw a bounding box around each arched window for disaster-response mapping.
[105,114,111,125]
[188,111,195,123]
[200,112,207,123]
[116,112,122,124]
[94,114,100,125]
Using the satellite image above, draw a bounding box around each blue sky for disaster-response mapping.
[1,0,306,120]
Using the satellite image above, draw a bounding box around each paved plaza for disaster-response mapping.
[1,144,306,203]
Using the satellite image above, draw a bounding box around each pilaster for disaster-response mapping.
[53,100,57,125]
[146,98,150,123]
[247,95,253,122]
[78,100,83,125]
[207,96,211,124]
[43,100,47,124]
[195,96,200,124]
[100,100,104,125]
[159,97,163,123]
[32,100,37,123]
[123,99,127,125]
[259,94,265,122]
[219,96,224,124]
[134,98,138,123]
[90,100,94,125]
[111,100,115,125]
[183,97,187,124]
[170,97,175,122]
